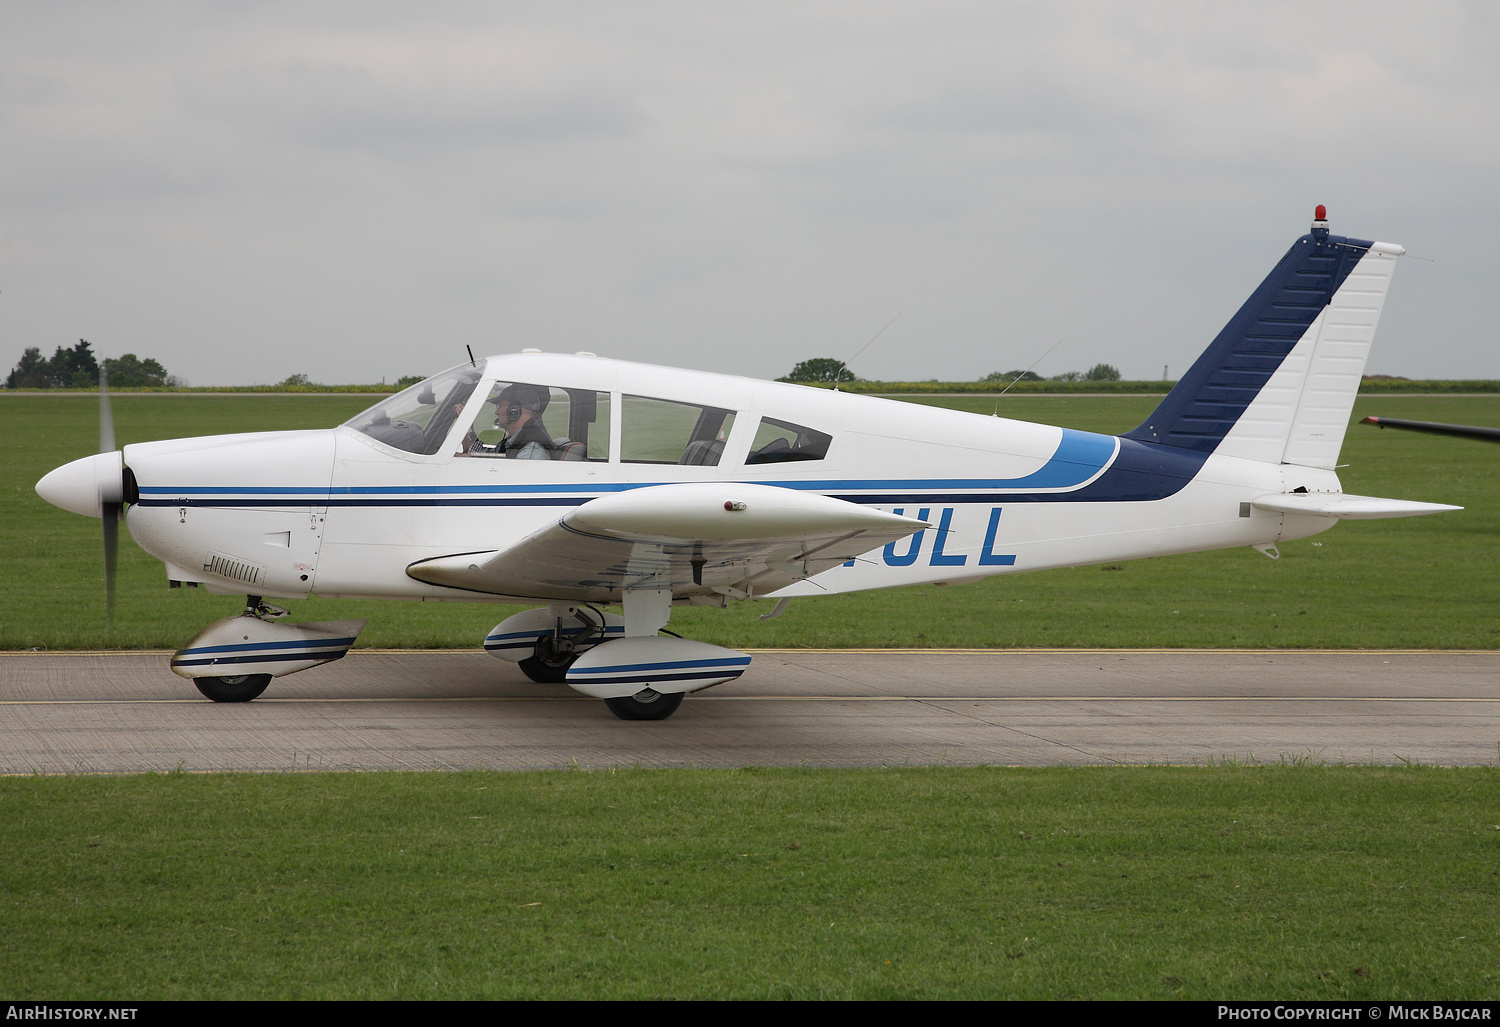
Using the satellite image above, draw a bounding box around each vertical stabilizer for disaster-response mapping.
[1127,208,1402,468]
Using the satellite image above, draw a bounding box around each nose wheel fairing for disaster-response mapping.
[170,615,366,681]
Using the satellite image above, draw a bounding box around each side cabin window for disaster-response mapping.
[746,417,832,464]
[346,366,483,456]
[460,383,611,461]
[622,395,735,465]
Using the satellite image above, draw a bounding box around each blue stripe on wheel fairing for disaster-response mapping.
[569,657,751,676]
[174,636,359,656]
[484,626,625,649]
[567,670,749,685]
[171,649,353,667]
[484,626,625,642]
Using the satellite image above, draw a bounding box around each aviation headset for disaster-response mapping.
[496,385,550,426]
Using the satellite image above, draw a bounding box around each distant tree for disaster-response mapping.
[983,369,1043,383]
[1052,370,1083,382]
[279,373,312,387]
[5,347,52,388]
[5,340,100,388]
[394,374,425,388]
[48,339,100,387]
[781,358,856,384]
[1084,363,1122,381]
[8,343,178,388]
[102,353,171,388]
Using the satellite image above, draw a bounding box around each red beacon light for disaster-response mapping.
[1311,204,1330,241]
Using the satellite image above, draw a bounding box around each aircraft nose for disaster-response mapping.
[36,451,124,519]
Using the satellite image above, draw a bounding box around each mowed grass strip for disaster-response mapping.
[3,393,1497,649]
[2,766,1496,1000]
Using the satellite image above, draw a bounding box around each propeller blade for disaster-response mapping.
[100,367,115,453]
[100,366,118,629]
[103,501,119,629]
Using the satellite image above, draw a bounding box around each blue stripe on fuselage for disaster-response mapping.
[134,428,1205,509]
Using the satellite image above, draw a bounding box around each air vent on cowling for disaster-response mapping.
[204,551,264,585]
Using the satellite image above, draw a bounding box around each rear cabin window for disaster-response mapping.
[745,417,832,464]
[622,396,735,465]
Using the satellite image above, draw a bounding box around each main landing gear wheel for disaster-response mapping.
[604,688,684,722]
[194,674,272,703]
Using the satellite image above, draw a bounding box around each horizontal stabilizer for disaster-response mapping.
[1251,493,1462,520]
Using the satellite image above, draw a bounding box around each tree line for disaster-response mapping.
[780,357,1122,384]
[5,340,179,389]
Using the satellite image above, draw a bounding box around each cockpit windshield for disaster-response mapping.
[344,363,484,455]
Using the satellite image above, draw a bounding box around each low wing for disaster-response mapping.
[1252,492,1462,520]
[406,482,927,602]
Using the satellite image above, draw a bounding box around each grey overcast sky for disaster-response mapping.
[3,1,1497,386]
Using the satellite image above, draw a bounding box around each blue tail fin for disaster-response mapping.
[1126,211,1399,467]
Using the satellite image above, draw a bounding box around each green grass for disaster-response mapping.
[7,397,1498,1001]
[2,765,1496,1000]
[3,393,1498,650]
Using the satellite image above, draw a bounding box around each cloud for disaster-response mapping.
[183,44,644,155]
[1,2,1498,385]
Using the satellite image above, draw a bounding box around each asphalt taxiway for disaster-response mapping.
[2,649,1496,773]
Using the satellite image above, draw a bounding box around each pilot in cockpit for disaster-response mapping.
[461,383,584,460]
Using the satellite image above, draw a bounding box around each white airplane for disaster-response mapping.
[36,207,1460,720]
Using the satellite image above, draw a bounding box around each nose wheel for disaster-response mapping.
[194,674,272,702]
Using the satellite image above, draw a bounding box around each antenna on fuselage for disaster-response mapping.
[991,337,1064,417]
[833,312,902,392]
[465,345,476,368]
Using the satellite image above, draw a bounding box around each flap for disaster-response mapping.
[406,482,927,601]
